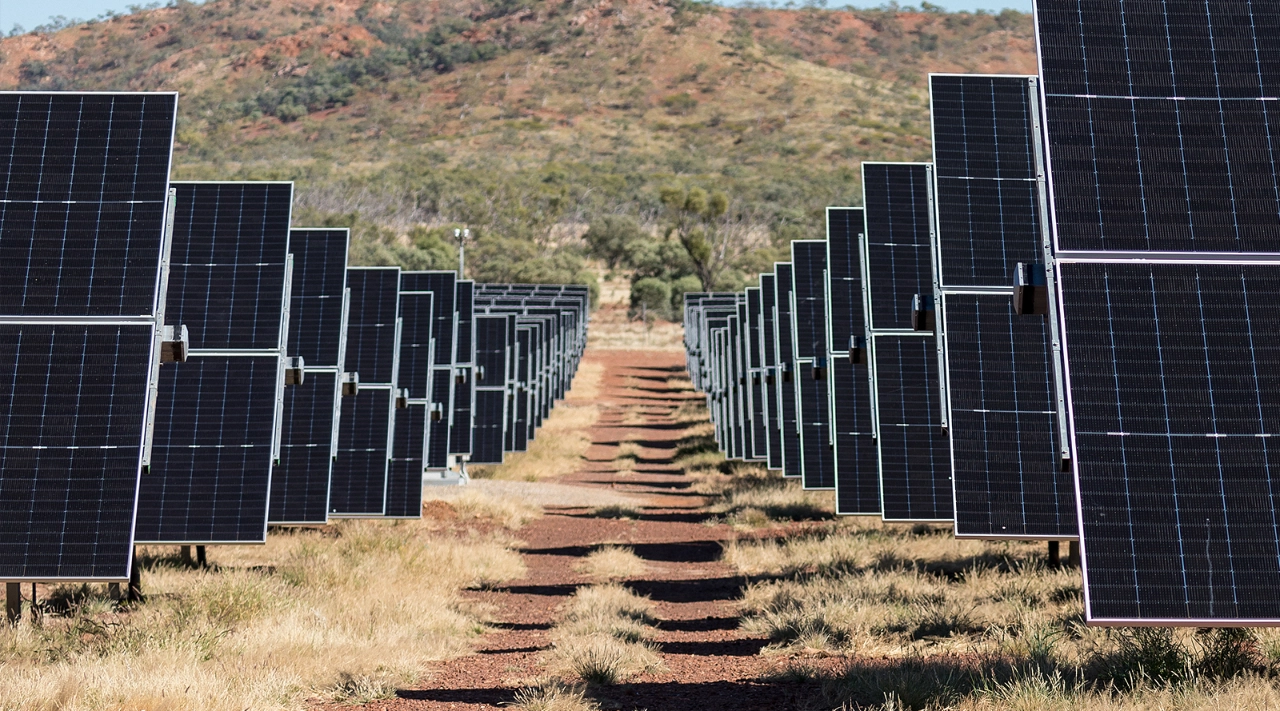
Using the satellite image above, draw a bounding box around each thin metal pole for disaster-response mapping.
[1068,540,1080,567]
[125,547,143,603]
[180,545,192,566]
[5,582,20,624]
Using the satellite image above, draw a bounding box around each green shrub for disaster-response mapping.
[583,215,646,269]
[630,277,671,319]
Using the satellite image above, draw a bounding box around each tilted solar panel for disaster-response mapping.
[472,314,511,464]
[0,93,176,318]
[451,281,475,457]
[791,241,833,489]
[136,181,292,544]
[826,208,879,515]
[138,355,283,542]
[745,287,768,461]
[0,91,176,581]
[929,73,1075,540]
[773,263,801,478]
[402,272,456,471]
[386,404,426,518]
[861,162,952,522]
[269,228,350,525]
[1035,0,1280,623]
[386,285,432,518]
[759,274,784,470]
[271,370,340,525]
[329,267,399,517]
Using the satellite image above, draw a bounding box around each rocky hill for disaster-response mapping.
[0,0,1035,286]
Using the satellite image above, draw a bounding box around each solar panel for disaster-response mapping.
[402,272,455,471]
[512,326,533,452]
[268,228,350,525]
[861,163,952,522]
[928,74,1075,540]
[386,404,426,518]
[1034,0,1280,624]
[745,288,769,461]
[759,275,784,470]
[387,283,433,518]
[136,181,292,544]
[472,314,510,464]
[826,208,879,515]
[0,92,177,581]
[773,263,801,478]
[0,93,177,318]
[329,267,399,517]
[451,280,475,458]
[791,241,833,489]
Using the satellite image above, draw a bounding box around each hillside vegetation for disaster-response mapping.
[1,0,1035,295]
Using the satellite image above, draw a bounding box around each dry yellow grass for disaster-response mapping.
[0,519,525,711]
[573,546,648,582]
[511,681,601,711]
[726,520,1280,709]
[445,487,544,529]
[542,584,665,685]
[612,440,641,474]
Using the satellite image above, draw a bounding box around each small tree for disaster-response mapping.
[583,215,646,269]
[660,186,730,291]
[631,277,672,320]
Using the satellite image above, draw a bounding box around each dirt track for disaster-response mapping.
[373,348,814,710]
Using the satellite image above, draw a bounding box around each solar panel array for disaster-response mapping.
[1033,0,1280,624]
[681,0,1280,629]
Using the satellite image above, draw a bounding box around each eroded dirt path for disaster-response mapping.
[376,349,811,710]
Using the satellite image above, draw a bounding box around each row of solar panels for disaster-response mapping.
[0,91,588,584]
[688,0,1280,626]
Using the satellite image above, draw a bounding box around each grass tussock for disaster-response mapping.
[511,681,601,711]
[591,504,641,520]
[727,521,1280,709]
[470,404,597,482]
[574,546,648,582]
[0,520,526,711]
[613,441,642,473]
[543,584,665,684]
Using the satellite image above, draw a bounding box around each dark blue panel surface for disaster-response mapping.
[832,355,879,515]
[791,242,828,359]
[798,368,834,489]
[874,335,952,521]
[863,163,933,331]
[0,324,154,578]
[168,182,292,350]
[774,263,801,478]
[760,274,783,470]
[346,268,400,385]
[827,208,865,353]
[1060,261,1280,622]
[137,355,280,542]
[330,387,392,516]
[287,229,349,368]
[451,281,475,456]
[0,92,175,317]
[269,370,338,524]
[387,404,425,518]
[472,390,508,464]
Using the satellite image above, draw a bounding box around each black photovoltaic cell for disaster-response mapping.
[330,388,392,516]
[398,280,436,399]
[0,324,154,578]
[760,274,784,470]
[427,370,453,469]
[451,281,475,456]
[403,272,456,470]
[513,327,533,452]
[476,315,509,385]
[0,92,176,317]
[137,355,280,542]
[929,73,1076,538]
[791,241,828,359]
[827,208,878,513]
[387,404,425,518]
[831,355,878,514]
[269,370,338,524]
[1036,1,1280,254]
[727,313,746,460]
[863,164,934,330]
[167,182,292,350]
[286,229,349,367]
[798,369,834,489]
[944,294,1072,537]
[774,263,801,478]
[1059,261,1280,622]
[346,269,400,385]
[827,208,864,352]
[746,288,768,460]
[930,76,1040,287]
[874,335,952,521]
[472,390,508,464]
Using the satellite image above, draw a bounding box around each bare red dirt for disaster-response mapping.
[365,348,817,710]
